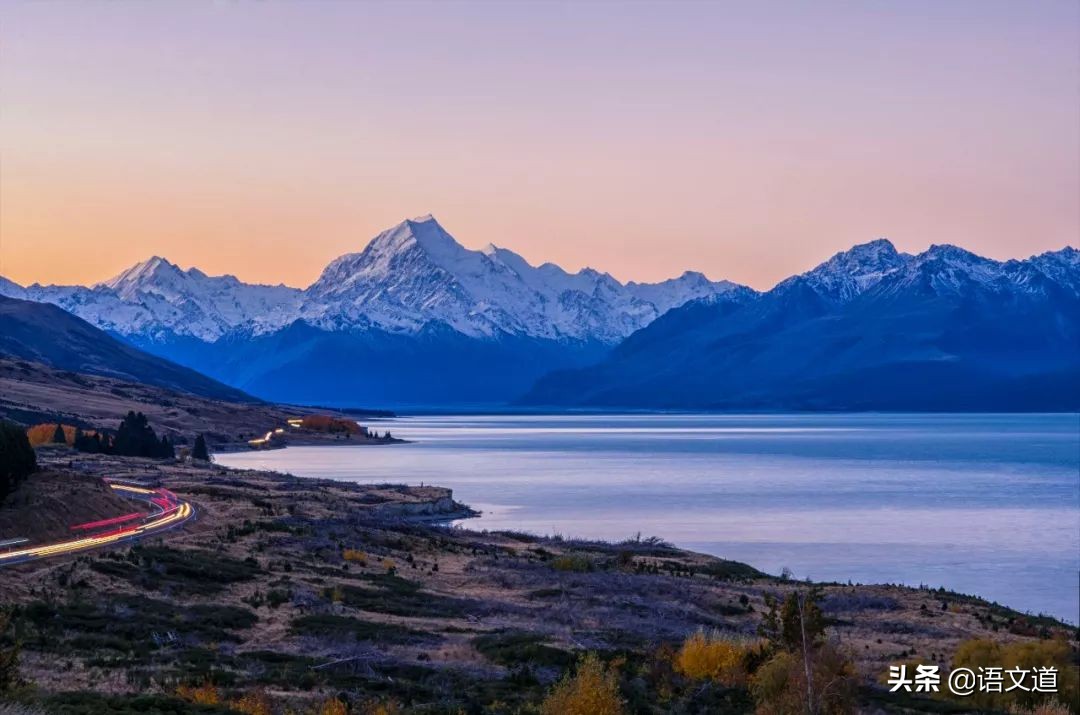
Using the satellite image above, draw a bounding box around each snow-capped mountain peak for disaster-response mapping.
[2,214,743,344]
[102,255,186,293]
[782,238,909,302]
[304,215,740,341]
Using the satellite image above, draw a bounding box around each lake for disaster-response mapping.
[216,413,1080,622]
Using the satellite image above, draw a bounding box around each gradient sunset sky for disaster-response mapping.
[1,1,1077,290]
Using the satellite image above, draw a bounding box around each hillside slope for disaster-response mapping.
[0,358,307,446]
[0,295,253,402]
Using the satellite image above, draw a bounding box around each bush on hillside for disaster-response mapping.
[948,637,1078,713]
[674,629,758,685]
[542,653,625,715]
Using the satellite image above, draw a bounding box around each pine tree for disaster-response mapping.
[51,422,66,444]
[112,411,171,458]
[192,434,210,461]
[0,421,37,503]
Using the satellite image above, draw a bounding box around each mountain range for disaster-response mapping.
[523,240,1080,410]
[2,215,1076,410]
[0,215,743,406]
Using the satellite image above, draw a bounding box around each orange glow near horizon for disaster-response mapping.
[1,2,1076,291]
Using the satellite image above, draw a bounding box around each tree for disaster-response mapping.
[192,434,210,461]
[111,411,174,459]
[0,421,36,503]
[759,589,825,653]
[73,429,101,454]
[754,590,854,715]
[51,423,67,444]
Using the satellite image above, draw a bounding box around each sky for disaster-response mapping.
[1,1,1077,291]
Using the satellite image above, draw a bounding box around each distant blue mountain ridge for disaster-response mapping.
[520,240,1080,411]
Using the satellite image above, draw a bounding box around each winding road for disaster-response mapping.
[0,480,194,567]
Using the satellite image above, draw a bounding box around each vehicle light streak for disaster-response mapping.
[70,512,143,531]
[0,483,194,566]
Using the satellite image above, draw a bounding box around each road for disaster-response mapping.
[0,480,194,567]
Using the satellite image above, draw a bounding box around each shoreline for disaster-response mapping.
[3,448,1076,712]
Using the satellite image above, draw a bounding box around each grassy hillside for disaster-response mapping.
[0,295,252,403]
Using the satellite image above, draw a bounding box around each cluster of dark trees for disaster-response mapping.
[192,434,209,461]
[0,420,37,503]
[73,411,174,458]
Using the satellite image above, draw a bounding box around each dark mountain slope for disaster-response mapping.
[0,295,254,402]
[126,319,610,408]
[521,244,1080,411]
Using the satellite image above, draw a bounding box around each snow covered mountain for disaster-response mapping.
[0,215,742,346]
[7,218,1072,409]
[775,237,909,303]
[522,240,1080,411]
[301,215,745,341]
[4,258,302,343]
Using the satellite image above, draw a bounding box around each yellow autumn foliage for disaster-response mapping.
[950,637,1078,714]
[231,689,272,715]
[316,698,348,715]
[541,652,624,715]
[674,629,754,685]
[342,548,368,565]
[175,681,220,705]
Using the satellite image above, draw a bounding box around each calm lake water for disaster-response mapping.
[216,413,1080,622]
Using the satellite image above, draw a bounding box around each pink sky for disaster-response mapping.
[1,1,1077,290]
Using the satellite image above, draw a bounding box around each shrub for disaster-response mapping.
[317,698,348,715]
[289,614,425,643]
[473,632,575,669]
[551,554,593,573]
[542,653,625,715]
[342,548,367,565]
[230,690,272,715]
[0,608,24,696]
[949,638,1078,714]
[1011,703,1074,715]
[0,704,48,715]
[361,700,403,715]
[673,629,755,685]
[175,680,220,705]
[750,644,855,715]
